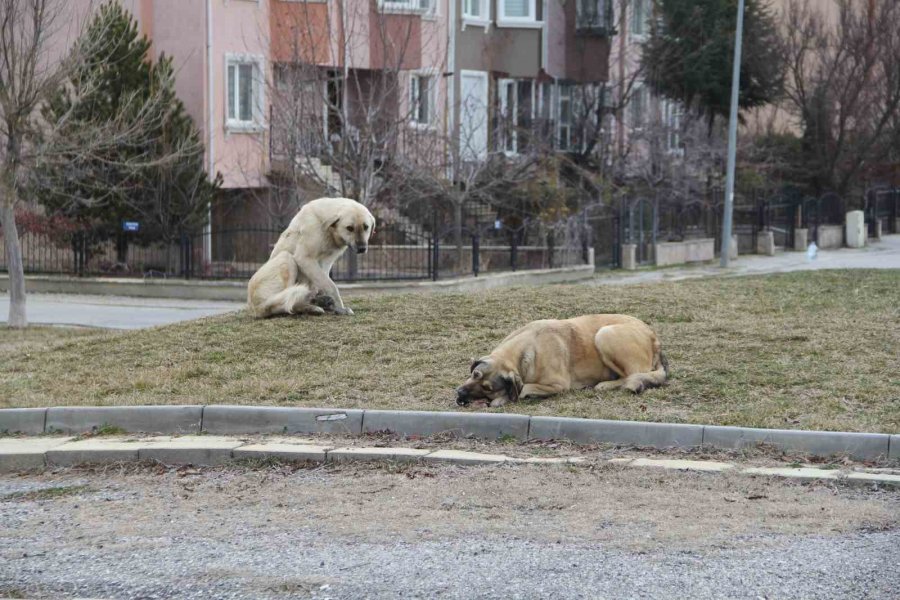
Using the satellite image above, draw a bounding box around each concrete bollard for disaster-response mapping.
[794,228,808,252]
[756,230,775,256]
[621,244,637,270]
[873,221,882,240]
[845,210,865,248]
[729,234,738,260]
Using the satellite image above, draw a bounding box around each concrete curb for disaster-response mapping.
[2,435,898,487]
[0,406,895,461]
[0,264,595,302]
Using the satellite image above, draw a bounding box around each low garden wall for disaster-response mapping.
[654,238,716,267]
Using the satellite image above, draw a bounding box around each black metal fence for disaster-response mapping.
[1,214,590,282]
[602,186,892,265]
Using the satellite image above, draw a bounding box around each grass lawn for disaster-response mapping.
[1,270,897,433]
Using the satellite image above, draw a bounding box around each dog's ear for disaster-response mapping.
[329,217,341,229]
[469,358,481,373]
[504,372,524,403]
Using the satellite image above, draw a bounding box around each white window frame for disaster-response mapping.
[409,68,437,129]
[462,0,491,30]
[497,0,542,28]
[225,53,266,133]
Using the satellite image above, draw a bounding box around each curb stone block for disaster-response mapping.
[233,441,332,462]
[703,426,890,461]
[361,410,530,441]
[424,450,511,465]
[0,437,73,471]
[844,472,900,486]
[327,447,430,463]
[629,458,734,472]
[137,436,243,466]
[890,435,899,461]
[46,439,142,466]
[742,466,840,480]
[45,406,202,435]
[202,406,363,435]
[0,408,47,435]
[528,417,703,449]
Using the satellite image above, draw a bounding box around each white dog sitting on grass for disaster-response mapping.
[247,197,376,318]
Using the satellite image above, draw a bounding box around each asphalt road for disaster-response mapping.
[0,293,242,329]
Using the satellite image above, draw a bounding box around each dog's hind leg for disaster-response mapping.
[593,325,666,394]
[259,284,321,317]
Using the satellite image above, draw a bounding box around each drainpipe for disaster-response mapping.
[205,0,214,261]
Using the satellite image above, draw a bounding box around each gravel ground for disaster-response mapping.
[1,462,898,600]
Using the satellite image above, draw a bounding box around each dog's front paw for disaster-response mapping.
[310,292,336,312]
[333,306,354,316]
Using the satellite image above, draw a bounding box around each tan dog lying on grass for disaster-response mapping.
[247,197,375,318]
[455,314,668,408]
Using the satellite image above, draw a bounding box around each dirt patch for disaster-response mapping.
[6,461,898,553]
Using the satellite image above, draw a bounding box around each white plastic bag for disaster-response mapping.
[807,241,818,261]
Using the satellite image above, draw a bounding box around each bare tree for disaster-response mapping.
[268,1,447,208]
[782,0,900,198]
[0,0,199,327]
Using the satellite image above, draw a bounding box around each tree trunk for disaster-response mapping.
[454,200,463,273]
[1,200,27,328]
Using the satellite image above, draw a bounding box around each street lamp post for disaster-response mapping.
[720,0,746,267]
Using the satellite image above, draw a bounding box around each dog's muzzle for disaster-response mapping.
[455,388,470,406]
[356,245,367,254]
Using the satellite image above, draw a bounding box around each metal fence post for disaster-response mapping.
[548,230,555,269]
[431,231,439,281]
[510,231,518,271]
[472,233,480,277]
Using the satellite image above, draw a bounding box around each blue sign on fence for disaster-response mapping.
[122,221,140,232]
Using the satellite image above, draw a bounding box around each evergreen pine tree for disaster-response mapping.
[642,0,785,129]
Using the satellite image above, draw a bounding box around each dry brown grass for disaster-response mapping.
[1,270,897,433]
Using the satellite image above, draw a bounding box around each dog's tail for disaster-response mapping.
[253,284,317,318]
[657,351,670,378]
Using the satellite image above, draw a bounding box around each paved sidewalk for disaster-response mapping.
[589,234,900,286]
[2,435,899,485]
[0,293,242,329]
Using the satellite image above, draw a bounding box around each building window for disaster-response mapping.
[558,83,573,151]
[630,0,647,35]
[499,0,536,21]
[498,79,534,154]
[460,70,489,160]
[226,56,264,130]
[410,73,435,126]
[379,0,434,14]
[663,99,683,153]
[464,0,488,20]
[629,84,647,130]
[577,0,614,32]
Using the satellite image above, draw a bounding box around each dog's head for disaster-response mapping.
[455,357,523,407]
[329,201,376,254]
